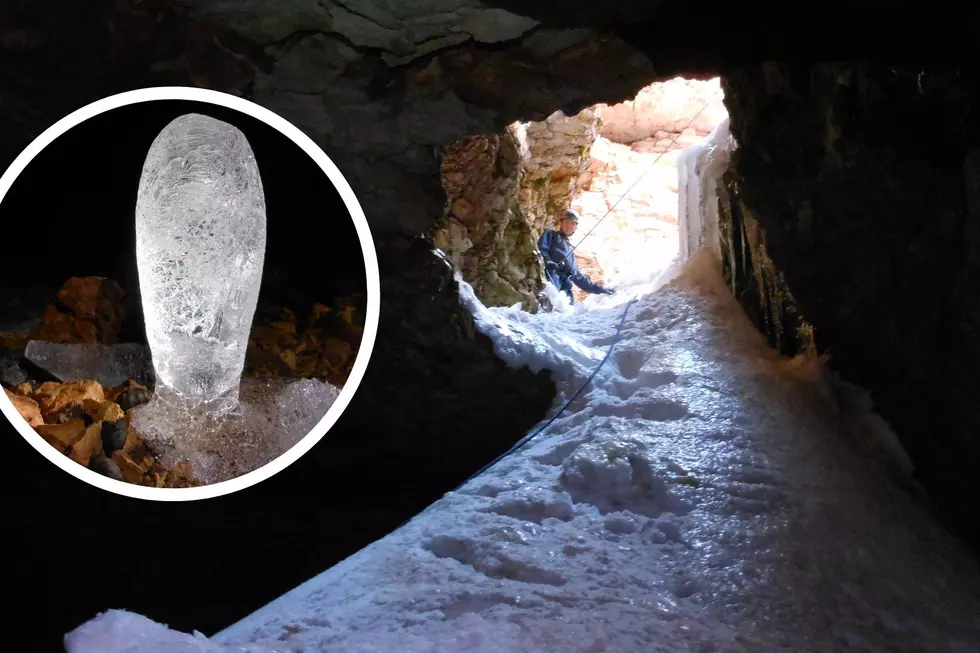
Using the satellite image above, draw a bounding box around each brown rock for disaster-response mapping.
[0,331,29,349]
[122,422,142,455]
[4,388,43,427]
[35,419,87,452]
[106,380,147,404]
[320,338,353,367]
[82,398,125,423]
[34,277,126,345]
[69,423,103,467]
[34,380,105,420]
[13,383,33,396]
[270,320,296,334]
[111,450,144,484]
[164,461,197,488]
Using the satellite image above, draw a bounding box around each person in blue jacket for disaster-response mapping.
[538,209,615,304]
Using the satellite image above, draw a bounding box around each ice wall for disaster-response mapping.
[676,117,732,261]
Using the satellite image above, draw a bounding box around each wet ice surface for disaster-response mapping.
[131,376,339,484]
[66,251,980,652]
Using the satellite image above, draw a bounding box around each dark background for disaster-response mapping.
[0,100,376,650]
[0,99,367,338]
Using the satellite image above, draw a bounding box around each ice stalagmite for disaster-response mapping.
[676,117,732,262]
[135,113,266,413]
[128,114,340,485]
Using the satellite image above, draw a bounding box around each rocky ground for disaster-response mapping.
[1,276,364,488]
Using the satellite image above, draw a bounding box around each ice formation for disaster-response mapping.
[135,113,266,413]
[66,251,980,653]
[24,341,153,388]
[130,114,339,484]
[676,117,731,261]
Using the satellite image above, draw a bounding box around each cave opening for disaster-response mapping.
[435,76,729,312]
[4,3,980,648]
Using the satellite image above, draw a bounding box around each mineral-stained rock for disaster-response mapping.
[33,277,126,345]
[33,380,104,421]
[13,383,33,397]
[435,131,544,311]
[35,419,87,452]
[515,108,600,237]
[111,450,144,484]
[595,78,728,144]
[69,423,103,467]
[82,399,125,424]
[24,340,153,388]
[3,387,43,427]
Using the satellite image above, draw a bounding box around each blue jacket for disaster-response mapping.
[538,229,604,301]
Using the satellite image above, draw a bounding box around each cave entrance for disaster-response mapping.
[436,76,729,311]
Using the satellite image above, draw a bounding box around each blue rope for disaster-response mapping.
[454,295,638,490]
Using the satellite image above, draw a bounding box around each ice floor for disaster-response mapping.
[65,250,980,653]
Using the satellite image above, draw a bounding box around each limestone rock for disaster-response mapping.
[82,399,125,424]
[435,132,544,311]
[33,277,126,345]
[596,77,728,144]
[69,423,103,467]
[33,380,105,422]
[515,108,600,237]
[111,450,145,485]
[35,420,87,453]
[4,387,43,427]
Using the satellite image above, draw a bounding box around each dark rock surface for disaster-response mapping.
[724,63,980,546]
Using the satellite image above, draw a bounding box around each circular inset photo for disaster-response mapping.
[0,88,379,499]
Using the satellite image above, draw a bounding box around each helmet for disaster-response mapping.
[562,209,580,223]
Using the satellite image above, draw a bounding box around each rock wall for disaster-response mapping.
[596,77,728,144]
[723,62,980,546]
[515,109,600,236]
[434,133,544,312]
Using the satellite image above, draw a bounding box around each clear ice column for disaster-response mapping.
[135,113,266,414]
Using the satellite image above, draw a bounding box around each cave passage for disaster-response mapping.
[435,76,729,312]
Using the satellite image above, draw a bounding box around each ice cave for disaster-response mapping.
[1,2,979,652]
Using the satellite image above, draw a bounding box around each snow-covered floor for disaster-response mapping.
[66,251,980,653]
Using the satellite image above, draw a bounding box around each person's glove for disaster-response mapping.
[600,287,616,295]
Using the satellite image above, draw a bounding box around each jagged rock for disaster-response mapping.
[3,387,43,427]
[515,108,600,237]
[24,341,152,388]
[69,423,103,467]
[82,399,125,424]
[111,450,144,485]
[723,62,980,546]
[35,419,87,453]
[595,78,728,144]
[435,132,544,311]
[33,277,126,345]
[33,380,105,422]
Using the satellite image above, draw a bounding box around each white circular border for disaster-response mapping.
[0,87,380,501]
